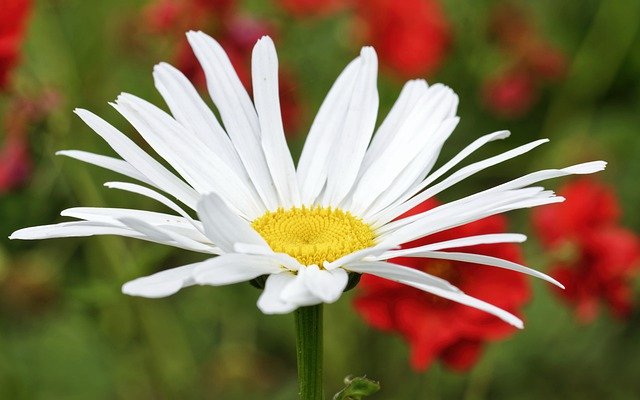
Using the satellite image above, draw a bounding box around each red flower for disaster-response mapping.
[533,178,640,322]
[482,69,537,118]
[354,199,530,371]
[0,0,32,90]
[353,0,451,78]
[276,0,349,17]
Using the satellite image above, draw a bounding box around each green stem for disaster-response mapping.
[295,305,324,400]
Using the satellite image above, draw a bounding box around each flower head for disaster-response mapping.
[0,0,32,90]
[533,178,640,322]
[355,198,530,371]
[11,32,605,328]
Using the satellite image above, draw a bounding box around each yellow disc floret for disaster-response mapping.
[252,206,376,267]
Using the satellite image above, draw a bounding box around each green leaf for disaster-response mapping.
[332,375,380,400]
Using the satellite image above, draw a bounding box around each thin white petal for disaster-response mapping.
[381,233,527,254]
[389,250,564,288]
[257,273,297,314]
[122,262,199,298]
[233,243,302,271]
[10,221,144,240]
[345,261,461,293]
[74,108,199,209]
[296,55,362,204]
[56,150,153,186]
[193,253,283,285]
[368,130,510,223]
[187,30,278,210]
[118,217,216,253]
[373,138,549,226]
[112,93,263,218]
[303,265,348,303]
[104,181,202,232]
[152,62,246,176]
[399,278,524,328]
[323,47,379,206]
[197,192,268,253]
[323,243,397,270]
[252,36,300,208]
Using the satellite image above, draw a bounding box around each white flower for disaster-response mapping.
[10,31,605,328]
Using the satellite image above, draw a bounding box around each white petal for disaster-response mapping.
[345,261,461,293]
[303,265,348,303]
[74,109,199,209]
[197,192,268,253]
[257,272,298,314]
[373,138,549,227]
[104,181,201,232]
[252,36,300,208]
[389,250,563,288]
[349,85,455,213]
[193,253,283,285]
[10,221,144,240]
[122,262,199,298]
[56,150,153,186]
[369,130,510,224]
[296,55,362,204]
[233,243,302,271]
[323,244,397,270]
[323,47,379,206]
[118,217,216,253]
[187,31,278,210]
[112,93,263,218]
[280,267,323,307]
[399,278,523,328]
[359,79,429,172]
[152,62,246,176]
[60,207,211,245]
[381,233,527,254]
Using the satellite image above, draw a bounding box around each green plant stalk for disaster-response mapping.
[295,305,324,400]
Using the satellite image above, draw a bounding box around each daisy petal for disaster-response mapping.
[400,279,524,328]
[280,268,323,306]
[394,250,564,288]
[297,55,362,204]
[380,233,527,255]
[197,192,268,252]
[74,109,199,209]
[303,265,348,303]
[56,150,153,186]
[252,36,300,208]
[187,30,278,210]
[118,217,215,253]
[324,47,379,206]
[122,262,199,298]
[346,261,462,293]
[152,62,245,175]
[193,254,282,285]
[10,221,144,240]
[257,273,298,314]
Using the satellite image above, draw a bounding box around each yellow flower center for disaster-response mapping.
[252,207,376,267]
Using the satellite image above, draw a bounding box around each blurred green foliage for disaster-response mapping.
[2,0,640,398]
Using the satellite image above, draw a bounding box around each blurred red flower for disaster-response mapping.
[483,3,567,118]
[533,178,640,322]
[0,0,32,90]
[276,0,349,17]
[483,69,536,118]
[143,0,303,134]
[354,199,530,371]
[353,0,451,78]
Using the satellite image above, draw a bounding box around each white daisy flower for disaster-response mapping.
[10,31,605,328]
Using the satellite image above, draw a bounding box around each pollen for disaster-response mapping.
[252,206,376,267]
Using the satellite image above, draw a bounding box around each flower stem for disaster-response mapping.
[295,304,324,400]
